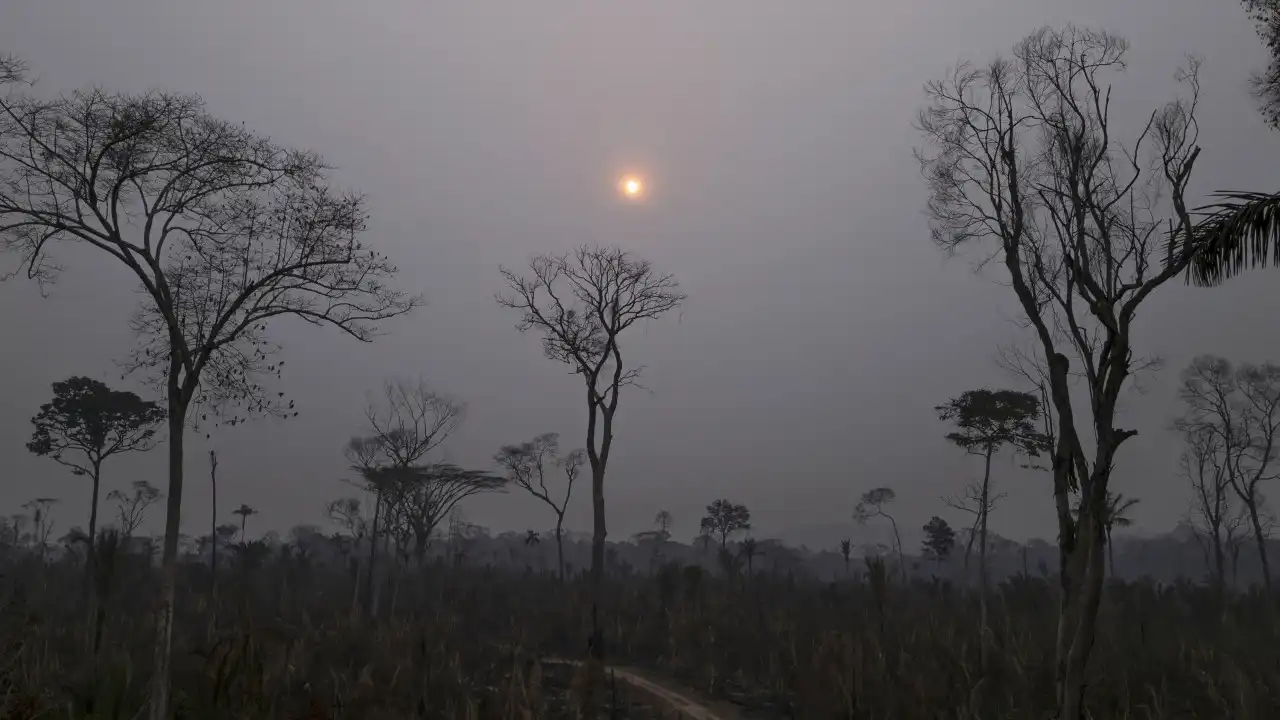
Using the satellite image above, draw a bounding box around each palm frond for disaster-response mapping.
[1180,191,1280,286]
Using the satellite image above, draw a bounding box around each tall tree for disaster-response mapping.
[917,27,1203,717]
[1182,423,1235,598]
[27,376,164,566]
[347,379,466,609]
[1174,355,1280,589]
[494,432,581,581]
[854,488,905,583]
[232,504,258,542]
[937,388,1049,653]
[701,499,751,549]
[922,516,957,568]
[0,84,417,718]
[497,245,684,660]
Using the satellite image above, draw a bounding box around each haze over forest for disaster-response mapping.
[2,0,1278,550]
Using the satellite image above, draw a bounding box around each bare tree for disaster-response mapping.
[23,497,59,561]
[917,26,1204,717]
[364,378,466,467]
[943,479,1008,577]
[108,481,162,539]
[497,245,685,660]
[0,83,419,718]
[854,488,904,583]
[1175,355,1280,590]
[494,433,581,581]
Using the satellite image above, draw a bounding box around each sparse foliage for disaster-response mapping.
[855,488,905,583]
[495,433,581,581]
[0,80,419,718]
[497,244,685,659]
[918,26,1204,717]
[108,481,162,539]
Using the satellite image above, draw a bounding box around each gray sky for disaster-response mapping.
[2,0,1278,549]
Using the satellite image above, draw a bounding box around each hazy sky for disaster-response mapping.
[2,0,1278,549]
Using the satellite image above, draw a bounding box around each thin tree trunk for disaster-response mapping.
[84,460,102,653]
[148,385,188,720]
[1246,499,1272,591]
[589,461,606,659]
[555,516,565,583]
[366,494,381,619]
[978,444,992,672]
[209,450,219,630]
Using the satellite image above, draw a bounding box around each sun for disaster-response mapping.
[618,174,646,200]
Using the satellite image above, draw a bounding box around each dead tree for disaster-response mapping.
[917,26,1203,718]
[854,488,904,583]
[497,245,685,661]
[1175,355,1280,590]
[347,379,464,613]
[494,432,581,581]
[0,85,418,719]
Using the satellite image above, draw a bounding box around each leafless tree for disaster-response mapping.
[1182,423,1231,597]
[1174,355,1280,590]
[494,432,581,581]
[108,481,162,539]
[364,378,465,467]
[944,479,1008,577]
[854,488,904,584]
[917,26,1204,717]
[496,244,685,660]
[23,497,58,561]
[0,82,419,718]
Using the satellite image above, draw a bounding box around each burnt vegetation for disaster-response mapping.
[5,5,1280,719]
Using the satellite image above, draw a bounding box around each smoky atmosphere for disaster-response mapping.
[2,0,1280,718]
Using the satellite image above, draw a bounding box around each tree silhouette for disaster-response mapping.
[738,537,762,577]
[1174,355,1280,590]
[0,83,419,718]
[701,499,751,550]
[497,244,684,661]
[494,433,581,581]
[107,481,162,540]
[922,516,956,568]
[937,388,1049,654]
[854,488,904,583]
[838,539,852,576]
[27,377,164,566]
[232,504,258,542]
[918,27,1203,718]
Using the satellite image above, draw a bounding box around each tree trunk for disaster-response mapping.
[589,461,606,659]
[555,516,566,583]
[209,451,219,630]
[83,459,103,654]
[366,494,382,619]
[978,444,992,672]
[148,388,188,720]
[1056,502,1107,720]
[1246,499,1272,591]
[887,515,905,584]
[1106,528,1115,579]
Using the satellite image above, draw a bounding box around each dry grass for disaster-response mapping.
[1,546,1278,719]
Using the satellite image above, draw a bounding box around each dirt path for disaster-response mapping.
[541,658,741,719]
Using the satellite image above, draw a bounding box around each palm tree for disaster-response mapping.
[232,504,258,542]
[1103,493,1140,578]
[1182,192,1280,286]
[1074,492,1139,578]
